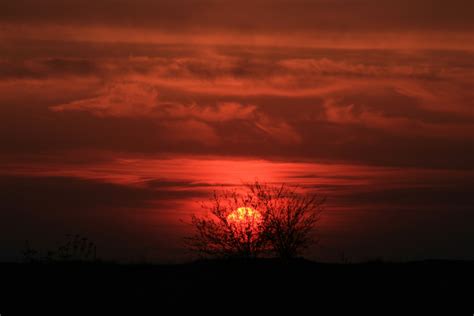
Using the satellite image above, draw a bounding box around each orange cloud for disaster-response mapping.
[51,82,257,120]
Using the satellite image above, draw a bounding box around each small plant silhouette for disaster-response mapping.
[55,234,97,262]
[23,234,97,263]
[186,181,325,260]
[23,241,40,263]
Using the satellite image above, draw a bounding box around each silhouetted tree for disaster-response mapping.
[186,189,269,258]
[185,181,325,260]
[251,182,325,260]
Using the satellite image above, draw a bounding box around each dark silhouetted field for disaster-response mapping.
[1,259,473,313]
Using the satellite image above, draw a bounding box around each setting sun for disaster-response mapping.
[227,207,262,228]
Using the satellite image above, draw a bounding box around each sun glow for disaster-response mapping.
[227,207,262,228]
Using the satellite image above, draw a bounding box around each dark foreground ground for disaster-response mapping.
[1,259,473,313]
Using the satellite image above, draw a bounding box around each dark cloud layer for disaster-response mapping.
[1,0,473,32]
[0,175,205,261]
[1,45,472,169]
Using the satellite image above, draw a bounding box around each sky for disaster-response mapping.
[0,0,473,262]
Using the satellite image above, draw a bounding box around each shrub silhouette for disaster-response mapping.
[23,234,97,263]
[186,189,268,259]
[186,181,325,260]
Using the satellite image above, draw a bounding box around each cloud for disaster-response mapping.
[0,42,472,169]
[51,82,258,120]
[162,119,220,146]
[1,0,473,33]
[49,81,302,145]
[158,102,257,122]
[278,58,441,80]
[51,82,161,117]
[321,87,474,140]
[254,114,301,144]
[3,51,472,101]
[0,58,101,80]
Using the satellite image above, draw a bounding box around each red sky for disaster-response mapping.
[0,0,473,262]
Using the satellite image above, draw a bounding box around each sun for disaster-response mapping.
[227,207,262,228]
